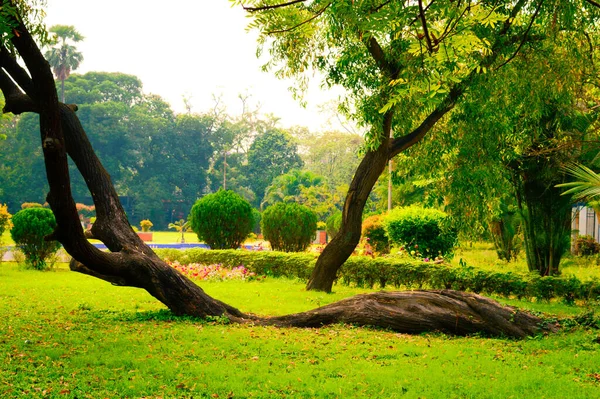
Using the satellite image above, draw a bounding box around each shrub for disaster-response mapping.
[189,190,254,249]
[140,219,153,232]
[362,214,389,254]
[0,203,11,236]
[326,211,342,239]
[575,235,600,256]
[261,202,317,252]
[154,248,600,302]
[21,202,43,209]
[385,205,458,259]
[10,207,61,270]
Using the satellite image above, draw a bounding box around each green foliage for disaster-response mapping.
[385,206,458,259]
[575,235,600,256]
[251,208,262,235]
[247,129,303,206]
[21,202,43,209]
[189,190,254,249]
[362,215,389,255]
[299,131,363,190]
[168,219,190,243]
[156,247,600,302]
[325,211,342,239]
[44,25,84,101]
[261,202,317,252]
[10,208,61,270]
[489,202,521,262]
[0,203,11,237]
[558,163,600,201]
[262,169,338,220]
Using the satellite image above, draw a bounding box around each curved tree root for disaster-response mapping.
[257,290,557,338]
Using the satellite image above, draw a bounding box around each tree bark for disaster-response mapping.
[264,290,556,338]
[0,2,557,339]
[307,141,390,291]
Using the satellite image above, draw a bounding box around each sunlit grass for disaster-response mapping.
[451,241,600,281]
[1,262,599,398]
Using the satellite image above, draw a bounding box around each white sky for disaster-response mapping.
[44,0,346,132]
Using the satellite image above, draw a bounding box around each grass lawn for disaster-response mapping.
[1,262,599,398]
[451,241,600,281]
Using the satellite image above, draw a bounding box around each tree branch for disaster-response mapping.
[267,2,331,34]
[418,0,435,52]
[389,0,531,157]
[0,45,36,98]
[243,0,306,12]
[364,35,400,78]
[495,0,544,71]
[584,0,600,8]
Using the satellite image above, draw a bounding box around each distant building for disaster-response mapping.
[572,205,600,245]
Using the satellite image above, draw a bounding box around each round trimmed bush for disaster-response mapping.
[362,214,389,254]
[189,190,254,249]
[385,205,458,259]
[10,207,61,270]
[261,202,317,252]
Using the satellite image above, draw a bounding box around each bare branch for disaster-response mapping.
[243,0,306,12]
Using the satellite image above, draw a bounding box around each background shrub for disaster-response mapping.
[385,205,458,259]
[326,211,342,239]
[0,203,11,237]
[154,248,600,302]
[362,214,389,254]
[21,202,43,209]
[261,202,317,252]
[575,235,600,256]
[10,207,61,270]
[140,219,153,232]
[189,190,254,249]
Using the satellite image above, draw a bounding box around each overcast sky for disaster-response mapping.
[44,0,344,131]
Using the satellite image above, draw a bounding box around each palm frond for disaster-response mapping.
[557,163,600,200]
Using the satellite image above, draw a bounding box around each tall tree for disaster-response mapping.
[44,25,84,103]
[397,28,600,274]
[247,128,303,206]
[0,1,549,337]
[237,0,600,291]
[262,169,339,220]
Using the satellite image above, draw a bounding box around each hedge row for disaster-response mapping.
[155,249,600,302]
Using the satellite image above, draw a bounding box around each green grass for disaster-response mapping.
[147,230,201,243]
[451,242,600,281]
[1,262,599,398]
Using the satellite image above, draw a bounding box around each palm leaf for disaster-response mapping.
[557,163,600,200]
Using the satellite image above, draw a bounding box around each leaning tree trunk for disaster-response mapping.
[0,2,557,339]
[306,142,390,292]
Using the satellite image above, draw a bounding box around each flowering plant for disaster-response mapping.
[166,260,257,281]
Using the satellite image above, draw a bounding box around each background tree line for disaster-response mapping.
[0,71,363,228]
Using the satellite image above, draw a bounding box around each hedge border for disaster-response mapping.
[155,249,600,302]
